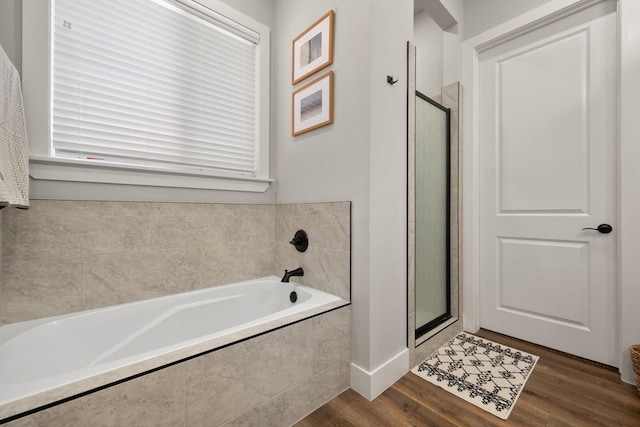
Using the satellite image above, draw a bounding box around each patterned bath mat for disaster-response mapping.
[411,333,538,420]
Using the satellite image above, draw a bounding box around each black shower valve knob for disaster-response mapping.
[289,230,309,252]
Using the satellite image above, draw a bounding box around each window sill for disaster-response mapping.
[29,156,273,193]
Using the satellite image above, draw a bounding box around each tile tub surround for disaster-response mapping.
[275,202,351,301]
[1,200,352,325]
[3,306,352,427]
[0,200,352,423]
[0,201,275,324]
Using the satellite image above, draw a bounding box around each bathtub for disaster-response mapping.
[0,276,346,421]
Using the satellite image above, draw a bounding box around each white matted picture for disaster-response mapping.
[292,71,334,136]
[292,10,334,85]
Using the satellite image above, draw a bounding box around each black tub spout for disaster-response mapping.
[281,267,304,283]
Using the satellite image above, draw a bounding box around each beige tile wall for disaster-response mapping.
[1,200,352,325]
[275,203,351,301]
[0,201,275,325]
[5,306,352,427]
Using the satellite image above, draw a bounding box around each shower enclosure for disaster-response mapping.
[407,42,462,366]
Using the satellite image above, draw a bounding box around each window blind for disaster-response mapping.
[52,0,260,176]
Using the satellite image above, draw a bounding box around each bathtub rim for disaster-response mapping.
[0,277,350,423]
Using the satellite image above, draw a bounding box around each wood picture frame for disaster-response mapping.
[292,71,334,136]
[292,10,334,85]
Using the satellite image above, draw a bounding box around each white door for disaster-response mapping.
[478,1,618,366]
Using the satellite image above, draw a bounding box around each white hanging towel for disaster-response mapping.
[0,43,29,209]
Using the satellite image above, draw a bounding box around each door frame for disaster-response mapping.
[461,0,640,383]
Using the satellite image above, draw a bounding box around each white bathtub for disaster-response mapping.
[0,276,345,420]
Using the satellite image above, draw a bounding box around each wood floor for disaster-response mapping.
[296,330,640,426]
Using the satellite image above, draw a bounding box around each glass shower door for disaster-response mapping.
[414,92,451,338]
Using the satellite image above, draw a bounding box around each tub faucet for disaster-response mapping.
[281,267,304,283]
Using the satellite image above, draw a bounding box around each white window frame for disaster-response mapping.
[22,0,271,193]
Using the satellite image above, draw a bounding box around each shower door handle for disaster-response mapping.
[581,224,613,234]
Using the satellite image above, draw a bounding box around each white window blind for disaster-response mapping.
[52,0,260,176]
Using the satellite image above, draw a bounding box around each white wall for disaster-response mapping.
[414,12,443,97]
[442,0,463,86]
[463,0,553,39]
[272,1,372,379]
[619,0,640,384]
[367,0,413,376]
[219,0,274,26]
[413,0,463,98]
[0,0,21,73]
[273,0,413,399]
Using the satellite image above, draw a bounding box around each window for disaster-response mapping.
[23,0,271,192]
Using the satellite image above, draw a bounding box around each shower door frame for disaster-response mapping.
[413,91,453,340]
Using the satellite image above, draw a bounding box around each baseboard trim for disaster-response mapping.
[350,348,409,401]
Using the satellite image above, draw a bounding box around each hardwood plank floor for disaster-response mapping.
[296,330,640,426]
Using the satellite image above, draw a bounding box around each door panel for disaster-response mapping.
[498,30,589,213]
[478,1,617,366]
[499,238,589,327]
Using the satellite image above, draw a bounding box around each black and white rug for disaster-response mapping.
[411,333,538,420]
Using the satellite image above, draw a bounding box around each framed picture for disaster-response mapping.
[292,71,334,136]
[292,10,334,85]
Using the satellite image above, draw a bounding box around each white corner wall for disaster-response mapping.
[366,0,413,396]
[272,0,374,379]
[273,0,413,400]
[619,0,640,385]
[414,11,443,97]
[0,0,22,73]
[441,0,463,86]
[413,0,463,98]
[219,0,274,26]
[463,0,553,39]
